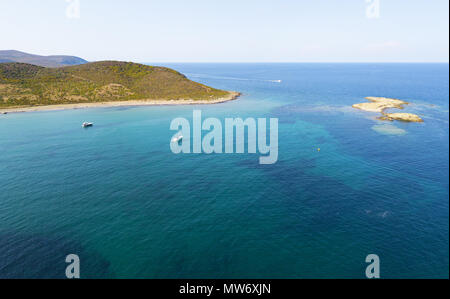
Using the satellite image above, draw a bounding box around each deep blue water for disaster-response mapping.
[0,63,448,278]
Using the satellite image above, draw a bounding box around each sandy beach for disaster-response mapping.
[0,91,241,114]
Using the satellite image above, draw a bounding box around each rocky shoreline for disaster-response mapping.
[379,113,424,123]
[353,97,423,123]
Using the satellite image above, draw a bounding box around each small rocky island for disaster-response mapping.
[353,97,423,123]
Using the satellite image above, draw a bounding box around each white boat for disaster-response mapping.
[82,122,93,128]
[171,135,183,143]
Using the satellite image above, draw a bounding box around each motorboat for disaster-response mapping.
[171,135,183,143]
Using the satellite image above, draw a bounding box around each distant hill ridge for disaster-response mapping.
[0,61,234,108]
[0,50,88,68]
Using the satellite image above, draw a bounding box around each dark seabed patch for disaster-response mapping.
[0,232,114,279]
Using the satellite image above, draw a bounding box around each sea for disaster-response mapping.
[0,63,448,278]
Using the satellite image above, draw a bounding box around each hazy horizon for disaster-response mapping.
[1,0,449,63]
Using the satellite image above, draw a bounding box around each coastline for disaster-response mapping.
[0,91,241,114]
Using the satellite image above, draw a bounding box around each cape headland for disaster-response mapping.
[352,97,423,123]
[0,61,240,113]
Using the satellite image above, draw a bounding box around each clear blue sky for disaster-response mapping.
[1,0,448,62]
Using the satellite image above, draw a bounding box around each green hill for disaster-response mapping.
[0,50,88,68]
[0,61,232,108]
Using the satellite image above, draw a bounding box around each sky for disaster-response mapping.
[0,0,448,62]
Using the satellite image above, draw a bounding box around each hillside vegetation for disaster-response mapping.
[0,50,87,68]
[0,61,230,108]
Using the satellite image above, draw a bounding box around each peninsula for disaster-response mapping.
[352,97,423,123]
[0,61,240,113]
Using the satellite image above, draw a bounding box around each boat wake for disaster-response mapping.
[186,73,282,83]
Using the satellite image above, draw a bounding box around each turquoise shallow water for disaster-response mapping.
[0,63,448,278]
